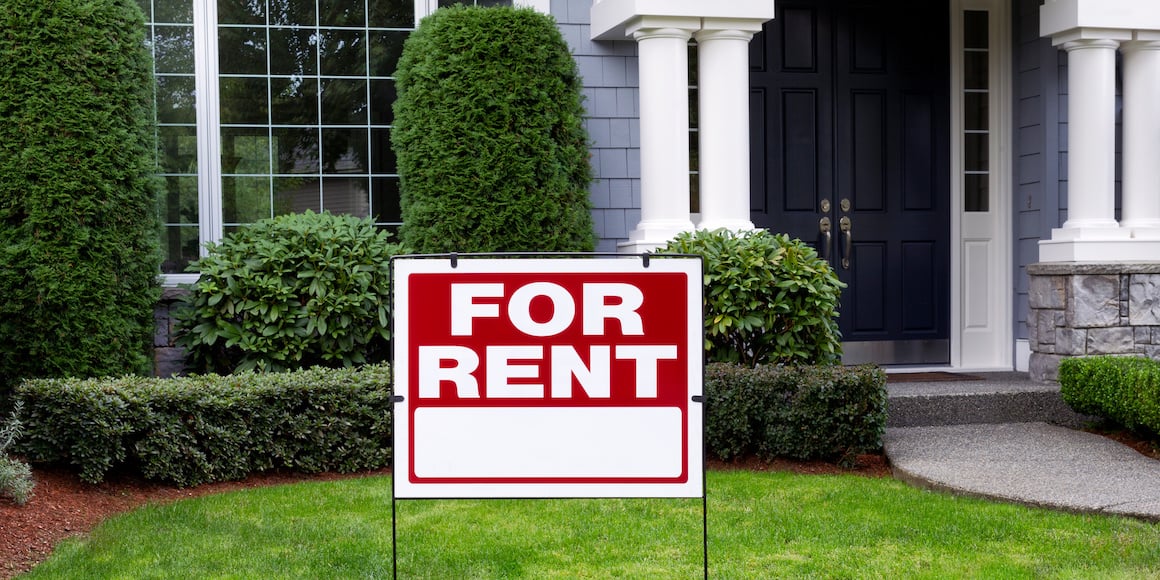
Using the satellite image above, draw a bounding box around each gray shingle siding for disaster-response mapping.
[553,0,640,252]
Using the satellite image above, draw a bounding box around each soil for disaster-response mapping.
[0,455,886,578]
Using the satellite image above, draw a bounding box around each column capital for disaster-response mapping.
[694,28,758,43]
[630,26,694,42]
[1121,38,1160,52]
[1060,37,1122,52]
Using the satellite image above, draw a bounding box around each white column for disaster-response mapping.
[1060,39,1120,231]
[620,26,696,253]
[694,26,758,232]
[1121,37,1160,238]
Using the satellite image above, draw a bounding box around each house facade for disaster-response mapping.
[149,0,1160,380]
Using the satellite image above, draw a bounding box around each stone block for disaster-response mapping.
[1029,274,1067,309]
[1087,327,1136,355]
[1056,327,1087,355]
[1135,326,1153,345]
[1037,310,1056,345]
[1129,274,1160,325]
[153,347,187,378]
[1067,275,1121,327]
[1027,310,1040,347]
[1029,352,1064,382]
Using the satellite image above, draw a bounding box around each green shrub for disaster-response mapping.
[392,5,596,253]
[1059,355,1160,436]
[0,402,34,505]
[660,229,844,367]
[0,0,162,406]
[14,365,392,487]
[704,363,886,464]
[176,211,402,374]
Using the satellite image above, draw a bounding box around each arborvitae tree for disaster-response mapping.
[392,5,596,253]
[0,0,162,405]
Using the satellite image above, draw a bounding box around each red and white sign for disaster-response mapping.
[392,257,703,499]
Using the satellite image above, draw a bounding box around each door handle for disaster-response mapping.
[819,217,832,260]
[839,216,852,270]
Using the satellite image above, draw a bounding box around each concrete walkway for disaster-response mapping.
[882,374,1160,522]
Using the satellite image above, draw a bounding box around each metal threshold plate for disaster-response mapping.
[841,339,950,366]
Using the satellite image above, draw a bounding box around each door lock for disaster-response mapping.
[839,216,852,270]
[819,216,832,260]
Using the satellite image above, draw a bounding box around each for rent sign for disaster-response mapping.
[392,257,703,499]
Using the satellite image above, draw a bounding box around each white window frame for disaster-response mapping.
[414,0,550,26]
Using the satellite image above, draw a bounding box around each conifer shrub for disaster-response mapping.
[175,211,402,374]
[0,0,162,406]
[392,5,595,253]
[660,229,845,367]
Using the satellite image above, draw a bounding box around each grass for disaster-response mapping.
[22,471,1160,579]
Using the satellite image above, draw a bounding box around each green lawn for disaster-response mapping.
[23,471,1160,579]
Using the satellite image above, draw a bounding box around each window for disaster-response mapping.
[963,9,989,212]
[143,0,539,283]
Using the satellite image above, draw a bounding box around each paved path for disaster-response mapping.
[884,422,1160,521]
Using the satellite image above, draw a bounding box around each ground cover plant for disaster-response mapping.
[0,0,161,408]
[392,5,595,253]
[20,472,1160,578]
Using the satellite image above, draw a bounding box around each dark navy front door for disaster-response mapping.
[750,0,951,365]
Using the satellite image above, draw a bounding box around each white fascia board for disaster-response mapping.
[1041,0,1160,39]
[591,0,776,40]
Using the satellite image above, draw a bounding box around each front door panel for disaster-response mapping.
[750,0,950,365]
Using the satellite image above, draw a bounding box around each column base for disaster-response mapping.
[695,218,755,232]
[1036,227,1160,262]
[618,220,696,254]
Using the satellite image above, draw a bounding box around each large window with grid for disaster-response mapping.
[142,0,541,283]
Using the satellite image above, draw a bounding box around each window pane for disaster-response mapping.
[964,132,989,172]
[372,177,402,223]
[370,0,415,28]
[370,80,396,125]
[269,28,318,76]
[321,128,368,174]
[273,128,320,173]
[158,126,199,173]
[222,176,272,223]
[154,26,195,73]
[220,77,270,124]
[158,175,199,224]
[320,29,367,76]
[964,51,988,91]
[156,76,197,124]
[271,77,319,125]
[154,0,192,24]
[274,177,321,214]
[219,0,265,25]
[219,27,268,75]
[964,91,988,131]
[370,31,409,77]
[371,129,395,174]
[964,11,988,50]
[221,128,271,175]
[321,79,368,125]
[965,173,989,212]
[319,0,366,27]
[322,177,371,216]
[270,0,316,26]
[160,226,200,274]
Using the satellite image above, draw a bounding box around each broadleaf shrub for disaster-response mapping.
[0,402,34,505]
[13,365,392,487]
[0,0,162,406]
[704,363,887,464]
[176,211,401,374]
[392,5,596,253]
[1059,355,1160,436]
[660,229,845,367]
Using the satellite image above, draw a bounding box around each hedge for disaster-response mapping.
[704,363,887,464]
[392,5,596,253]
[1059,355,1160,436]
[0,0,162,407]
[14,365,392,487]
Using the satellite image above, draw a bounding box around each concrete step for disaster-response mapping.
[886,371,1097,428]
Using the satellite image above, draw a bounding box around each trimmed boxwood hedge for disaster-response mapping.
[392,5,596,253]
[1059,355,1160,436]
[14,365,392,487]
[704,363,887,464]
[0,0,162,406]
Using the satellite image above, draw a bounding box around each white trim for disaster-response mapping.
[950,0,1014,370]
[515,0,551,13]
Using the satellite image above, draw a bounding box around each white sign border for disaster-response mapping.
[391,256,704,499]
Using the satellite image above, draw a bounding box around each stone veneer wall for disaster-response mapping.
[154,288,188,377]
[1027,262,1160,381]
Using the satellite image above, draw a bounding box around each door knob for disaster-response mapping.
[819,216,832,260]
[839,216,852,270]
